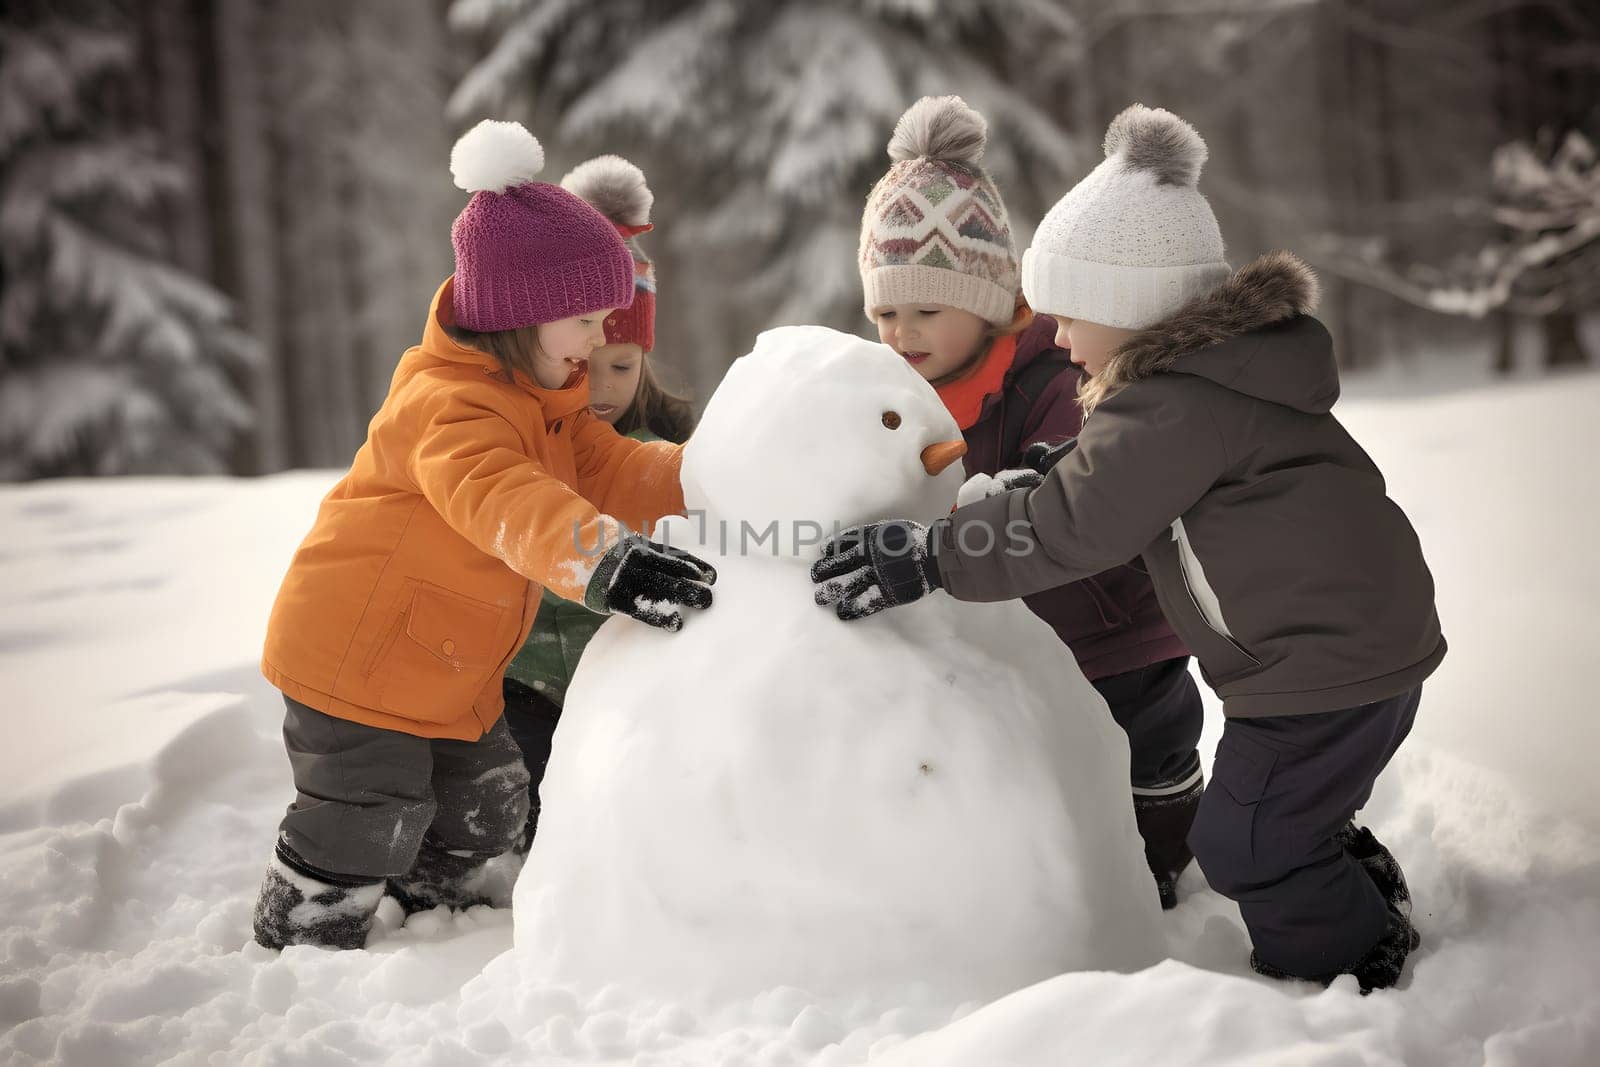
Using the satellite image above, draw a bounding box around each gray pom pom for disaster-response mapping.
[1103,105,1208,187]
[887,95,987,166]
[560,155,653,227]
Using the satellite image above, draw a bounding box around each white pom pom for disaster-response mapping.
[450,119,545,194]
[560,155,653,227]
[1103,104,1208,187]
[887,95,987,166]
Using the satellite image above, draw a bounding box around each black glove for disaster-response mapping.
[983,467,1045,496]
[1022,437,1079,475]
[810,519,941,621]
[583,533,716,631]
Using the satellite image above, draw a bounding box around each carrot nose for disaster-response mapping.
[921,439,967,476]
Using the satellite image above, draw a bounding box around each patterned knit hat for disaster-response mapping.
[859,96,1020,326]
[561,155,657,353]
[1022,105,1230,330]
[448,120,635,332]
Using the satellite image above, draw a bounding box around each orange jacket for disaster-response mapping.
[262,277,685,740]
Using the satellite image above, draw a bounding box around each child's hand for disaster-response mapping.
[811,519,940,621]
[956,469,1044,508]
[990,468,1046,494]
[1022,437,1078,475]
[963,440,1080,506]
[584,534,716,631]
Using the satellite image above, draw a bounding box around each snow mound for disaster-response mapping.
[3,373,1600,1065]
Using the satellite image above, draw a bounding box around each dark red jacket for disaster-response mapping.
[960,316,1188,681]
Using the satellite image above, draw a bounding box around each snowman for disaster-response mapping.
[510,325,1163,1009]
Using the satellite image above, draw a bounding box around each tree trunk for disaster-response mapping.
[139,0,212,279]
[1544,311,1589,367]
[217,0,289,472]
[1493,310,1516,374]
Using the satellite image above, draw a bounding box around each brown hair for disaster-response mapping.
[442,322,541,383]
[444,321,696,442]
[990,304,1036,341]
[614,358,697,444]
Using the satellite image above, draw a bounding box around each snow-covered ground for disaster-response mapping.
[2,373,1599,1066]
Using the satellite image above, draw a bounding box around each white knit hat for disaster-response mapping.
[1021,105,1229,330]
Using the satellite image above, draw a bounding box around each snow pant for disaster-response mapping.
[1189,685,1422,978]
[501,677,564,852]
[1093,656,1206,905]
[1091,655,1205,791]
[273,695,531,883]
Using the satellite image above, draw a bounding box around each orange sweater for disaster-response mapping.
[261,277,685,740]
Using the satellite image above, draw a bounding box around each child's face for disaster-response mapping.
[1052,316,1135,378]
[532,310,617,389]
[586,343,644,424]
[872,303,989,383]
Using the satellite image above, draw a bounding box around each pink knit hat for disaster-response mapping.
[448,120,636,331]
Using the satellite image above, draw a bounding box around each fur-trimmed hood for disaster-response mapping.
[1082,251,1336,415]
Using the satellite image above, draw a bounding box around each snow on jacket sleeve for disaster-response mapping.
[937,376,1226,602]
[568,409,686,535]
[407,390,617,602]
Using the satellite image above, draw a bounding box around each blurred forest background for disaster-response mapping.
[2,0,1596,478]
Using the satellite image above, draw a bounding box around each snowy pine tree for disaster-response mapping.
[0,1,255,479]
[448,0,1086,397]
[1296,129,1599,368]
[1480,133,1600,316]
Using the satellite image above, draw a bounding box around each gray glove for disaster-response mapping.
[982,467,1046,496]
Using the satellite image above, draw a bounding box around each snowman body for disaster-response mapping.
[512,327,1163,1006]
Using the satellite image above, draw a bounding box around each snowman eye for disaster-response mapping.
[882,411,902,430]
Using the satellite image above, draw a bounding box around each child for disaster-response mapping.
[500,155,698,852]
[816,105,1443,991]
[252,121,716,951]
[858,96,1205,908]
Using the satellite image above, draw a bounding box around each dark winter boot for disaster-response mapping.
[1249,912,1421,994]
[252,854,384,951]
[1132,764,1204,910]
[1336,823,1414,919]
[1346,913,1422,992]
[385,841,495,916]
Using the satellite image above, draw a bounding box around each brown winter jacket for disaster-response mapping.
[934,252,1446,717]
[958,317,1187,681]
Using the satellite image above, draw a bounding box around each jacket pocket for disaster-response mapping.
[1194,729,1280,871]
[1169,520,1260,680]
[1211,730,1276,806]
[372,581,509,724]
[1178,580,1261,682]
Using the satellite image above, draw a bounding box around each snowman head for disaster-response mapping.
[681,325,967,560]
